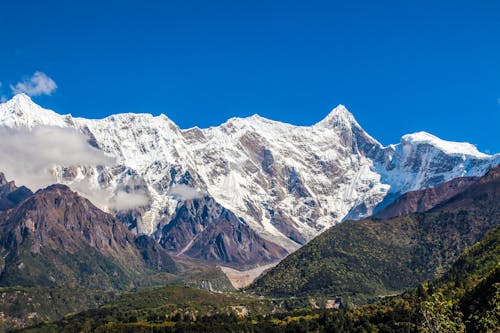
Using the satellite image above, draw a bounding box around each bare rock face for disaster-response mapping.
[374,165,500,220]
[375,176,480,219]
[134,235,177,272]
[478,164,500,183]
[2,184,132,255]
[0,181,176,289]
[0,172,33,211]
[429,165,500,213]
[158,195,288,269]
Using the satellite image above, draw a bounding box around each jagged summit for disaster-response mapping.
[314,104,358,128]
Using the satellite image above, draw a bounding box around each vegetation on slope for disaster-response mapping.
[0,287,116,332]
[20,226,500,332]
[20,285,313,332]
[0,260,235,331]
[249,169,499,304]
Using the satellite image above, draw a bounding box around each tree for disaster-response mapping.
[420,292,465,333]
[474,283,500,333]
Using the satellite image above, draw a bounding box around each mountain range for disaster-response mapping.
[0,94,498,268]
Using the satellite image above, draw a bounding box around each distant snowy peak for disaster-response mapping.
[313,104,361,130]
[218,113,299,136]
[401,131,489,158]
[314,105,382,151]
[0,93,70,128]
[94,112,178,128]
[376,131,499,199]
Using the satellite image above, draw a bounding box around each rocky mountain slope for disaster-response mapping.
[0,94,498,256]
[374,174,480,219]
[158,195,288,268]
[249,166,500,303]
[0,179,177,290]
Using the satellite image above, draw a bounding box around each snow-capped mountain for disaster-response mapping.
[1,94,498,253]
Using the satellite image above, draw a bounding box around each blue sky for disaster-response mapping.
[1,1,499,153]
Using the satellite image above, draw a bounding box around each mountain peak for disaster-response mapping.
[11,92,33,102]
[0,94,69,128]
[4,93,39,111]
[36,183,74,195]
[314,104,358,128]
[402,131,438,141]
[313,104,382,150]
[401,131,490,158]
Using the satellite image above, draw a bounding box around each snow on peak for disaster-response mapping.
[6,93,39,110]
[314,104,359,128]
[248,113,264,120]
[0,94,69,128]
[401,131,490,158]
[219,113,293,134]
[11,93,33,103]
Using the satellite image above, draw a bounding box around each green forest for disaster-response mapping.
[19,226,499,333]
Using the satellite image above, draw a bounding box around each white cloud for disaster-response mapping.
[110,191,150,211]
[0,126,114,190]
[10,71,57,96]
[0,125,150,211]
[68,178,149,211]
[168,184,203,201]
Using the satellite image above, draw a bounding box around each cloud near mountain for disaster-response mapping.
[0,126,148,210]
[0,126,113,189]
[168,184,203,200]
